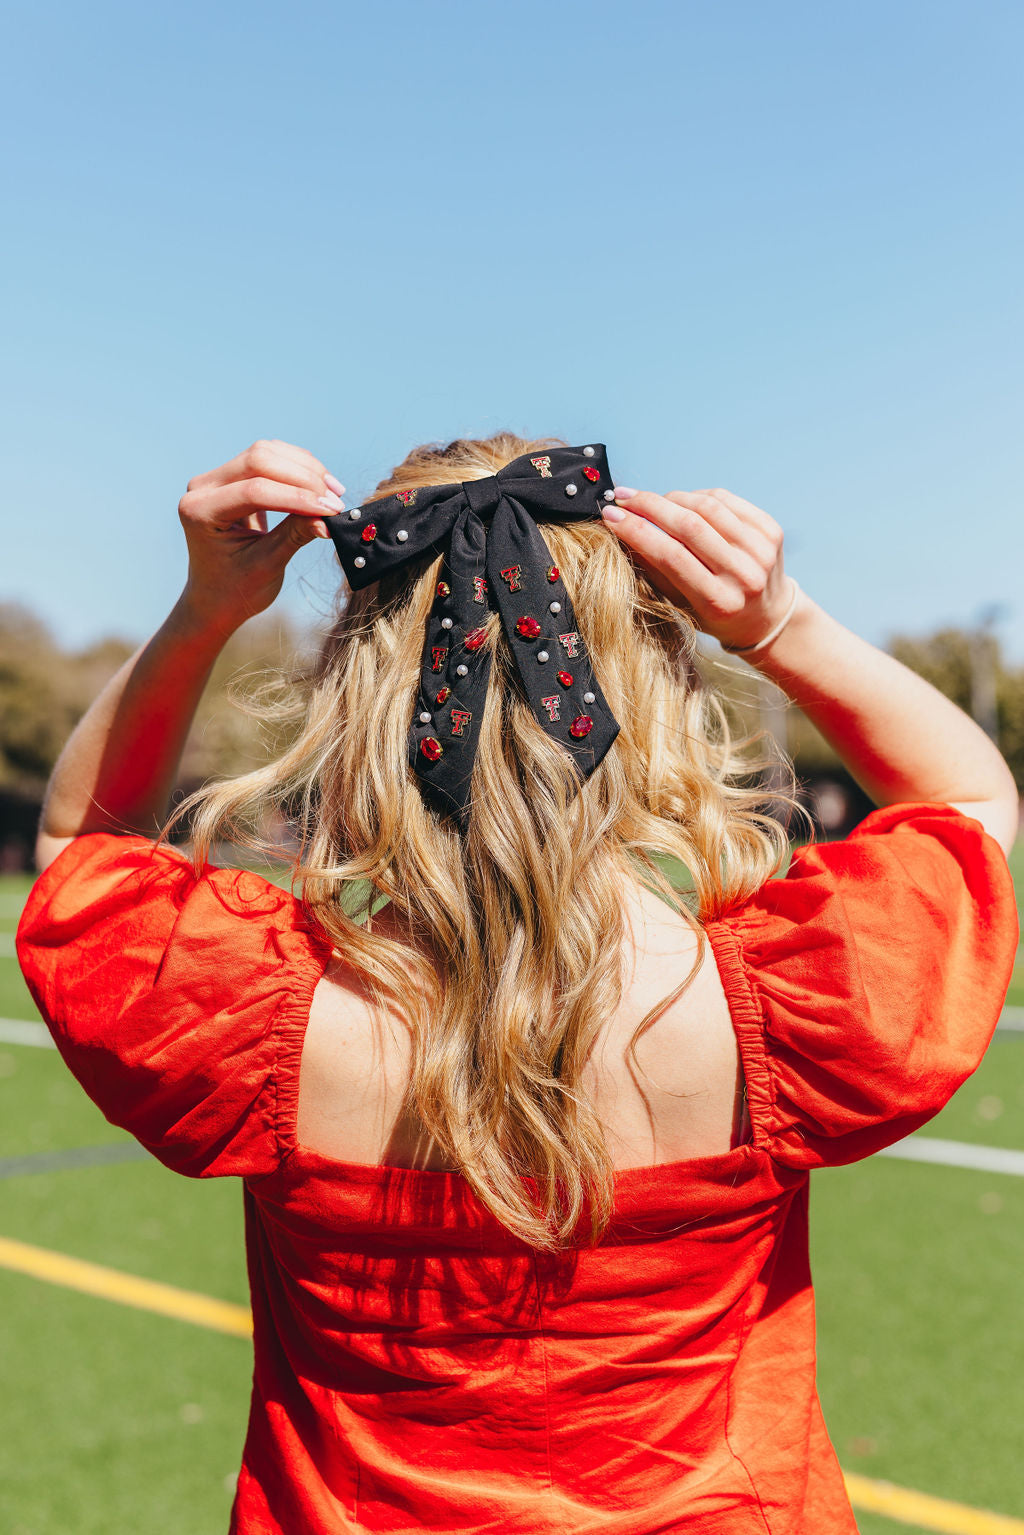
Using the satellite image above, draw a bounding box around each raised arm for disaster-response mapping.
[35,440,344,872]
[602,487,1019,856]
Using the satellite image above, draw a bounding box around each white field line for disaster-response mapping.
[0,1018,56,1048]
[877,1138,1024,1177]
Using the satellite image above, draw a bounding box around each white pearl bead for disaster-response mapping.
[549,601,561,614]
[583,446,595,457]
[354,556,366,568]
[456,664,468,676]
[348,507,361,520]
[565,483,578,497]
[583,691,595,703]
[603,489,615,502]
[419,712,431,724]
[441,617,453,629]
[396,529,409,542]
[537,650,549,662]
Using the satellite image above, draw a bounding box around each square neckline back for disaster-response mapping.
[273,915,772,1187]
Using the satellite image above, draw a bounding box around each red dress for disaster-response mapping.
[16,802,1018,1534]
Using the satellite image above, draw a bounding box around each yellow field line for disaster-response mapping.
[0,1236,252,1337]
[841,1472,1024,1533]
[2,1238,1022,1534]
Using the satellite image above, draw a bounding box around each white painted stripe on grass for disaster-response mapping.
[0,1018,55,1048]
[878,1137,1024,1177]
[999,1007,1024,1031]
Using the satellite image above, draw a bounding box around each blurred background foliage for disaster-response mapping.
[1,599,1021,869]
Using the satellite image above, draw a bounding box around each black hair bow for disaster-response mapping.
[323,444,620,824]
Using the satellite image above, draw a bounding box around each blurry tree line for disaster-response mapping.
[1,598,1021,868]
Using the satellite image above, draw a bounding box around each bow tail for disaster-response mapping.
[408,499,496,823]
[485,496,620,791]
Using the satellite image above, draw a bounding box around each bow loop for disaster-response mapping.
[324,444,620,825]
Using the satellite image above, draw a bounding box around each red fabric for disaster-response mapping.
[16,803,1019,1534]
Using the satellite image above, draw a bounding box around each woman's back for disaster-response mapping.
[299,875,750,1173]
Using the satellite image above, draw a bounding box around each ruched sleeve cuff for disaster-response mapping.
[724,802,1019,1169]
[16,833,332,1178]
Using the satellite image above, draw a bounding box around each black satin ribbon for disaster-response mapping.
[323,444,620,823]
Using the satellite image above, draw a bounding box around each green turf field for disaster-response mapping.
[1,843,1022,1535]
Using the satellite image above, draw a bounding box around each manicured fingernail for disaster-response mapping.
[601,504,626,523]
[314,520,330,538]
[324,473,345,496]
[614,486,638,501]
[317,492,344,512]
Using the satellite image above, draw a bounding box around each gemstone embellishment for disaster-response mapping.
[464,627,488,651]
[436,580,451,597]
[569,715,593,739]
[436,686,451,704]
[582,466,600,482]
[420,736,443,761]
[516,615,541,638]
[557,670,573,687]
[361,523,377,542]
[547,565,559,583]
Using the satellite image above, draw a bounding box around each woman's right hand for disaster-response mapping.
[601,487,796,651]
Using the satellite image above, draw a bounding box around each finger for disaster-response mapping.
[611,491,763,583]
[262,439,333,480]
[663,491,780,567]
[187,440,340,497]
[180,477,341,530]
[685,487,782,546]
[602,500,724,607]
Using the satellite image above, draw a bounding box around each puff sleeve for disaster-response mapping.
[16,833,332,1178]
[726,802,1019,1169]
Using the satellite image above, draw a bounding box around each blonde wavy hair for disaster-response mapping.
[165,431,812,1250]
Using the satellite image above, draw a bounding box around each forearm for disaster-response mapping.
[39,593,233,847]
[749,589,1018,816]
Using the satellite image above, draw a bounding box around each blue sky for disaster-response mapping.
[5,0,1023,660]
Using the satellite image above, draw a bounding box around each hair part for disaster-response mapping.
[163,431,813,1250]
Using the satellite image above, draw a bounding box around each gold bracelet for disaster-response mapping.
[719,578,802,655]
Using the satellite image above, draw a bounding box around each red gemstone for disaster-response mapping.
[516,615,541,639]
[464,626,488,651]
[557,670,573,687]
[435,686,451,704]
[436,580,451,597]
[582,466,600,482]
[419,736,443,761]
[547,565,559,583]
[361,523,377,543]
[569,715,593,739]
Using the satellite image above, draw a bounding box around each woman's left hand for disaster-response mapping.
[177,438,345,635]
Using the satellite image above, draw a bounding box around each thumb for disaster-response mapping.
[263,512,328,560]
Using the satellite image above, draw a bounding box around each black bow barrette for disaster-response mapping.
[323,444,621,824]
